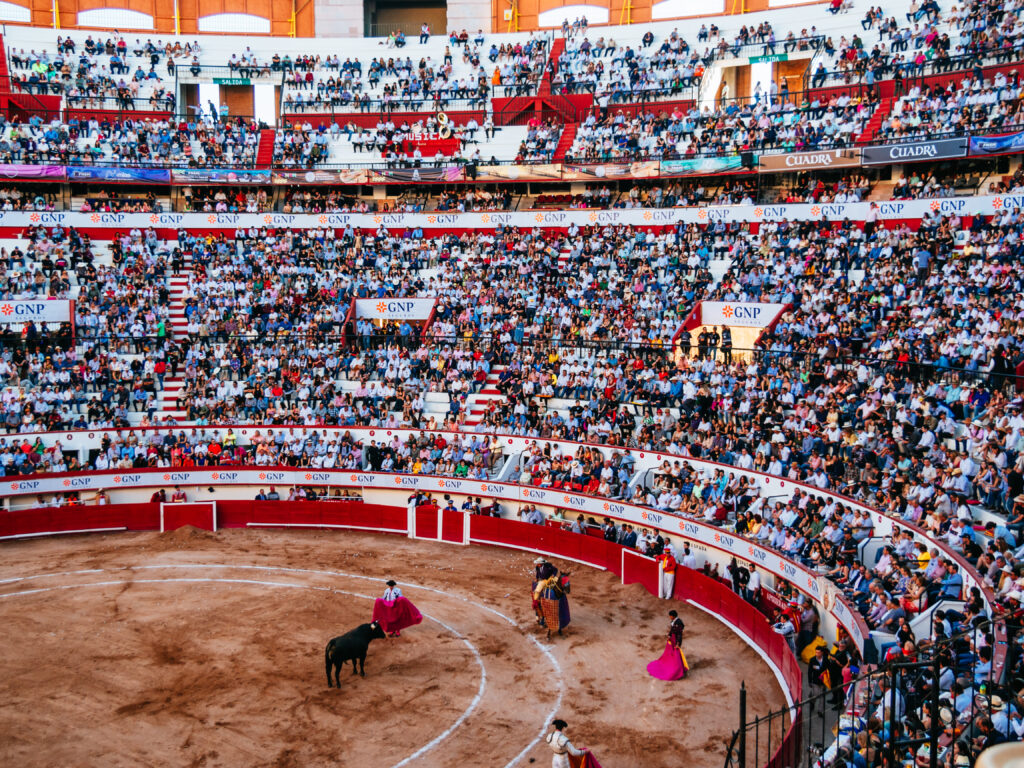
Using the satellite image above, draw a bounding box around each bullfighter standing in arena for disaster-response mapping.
[372,579,422,637]
[546,719,601,767]
[532,557,558,626]
[534,570,571,639]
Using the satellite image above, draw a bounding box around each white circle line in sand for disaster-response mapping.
[0,576,485,768]
[0,561,567,767]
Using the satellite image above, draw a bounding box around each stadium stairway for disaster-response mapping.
[463,366,507,426]
[255,128,276,169]
[854,96,893,144]
[552,123,577,161]
[158,256,192,422]
[539,37,565,96]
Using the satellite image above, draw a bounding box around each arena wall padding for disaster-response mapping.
[0,503,160,537]
[161,503,215,532]
[621,549,660,595]
[414,508,439,539]
[440,509,465,544]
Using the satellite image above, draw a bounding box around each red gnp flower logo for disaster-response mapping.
[90,213,101,223]
[150,214,159,224]
[63,480,71,487]
[10,482,18,490]
[375,301,387,313]
[721,305,734,318]
[603,502,610,511]
[993,197,1004,209]
[0,304,13,316]
[754,207,764,217]
[211,472,220,480]
[259,472,267,480]
[930,200,941,212]
[29,213,40,222]
[810,206,821,217]
[207,215,217,224]
[304,473,313,481]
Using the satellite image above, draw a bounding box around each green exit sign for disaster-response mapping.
[213,77,252,85]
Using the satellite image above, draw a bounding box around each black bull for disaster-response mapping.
[325,621,388,686]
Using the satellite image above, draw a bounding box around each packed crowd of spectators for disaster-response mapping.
[564,93,877,162]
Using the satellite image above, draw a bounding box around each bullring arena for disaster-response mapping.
[0,526,784,767]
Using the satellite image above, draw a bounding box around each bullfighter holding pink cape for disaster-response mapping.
[372,580,422,637]
[647,610,689,680]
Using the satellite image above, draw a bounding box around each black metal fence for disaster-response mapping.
[724,616,1011,768]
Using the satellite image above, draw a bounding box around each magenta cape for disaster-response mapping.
[372,596,423,634]
[647,640,689,680]
[569,752,604,768]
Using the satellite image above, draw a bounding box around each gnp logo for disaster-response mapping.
[535,212,566,223]
[780,561,798,578]
[319,214,351,226]
[89,213,126,224]
[210,472,238,481]
[928,199,966,213]
[640,510,663,525]
[374,214,404,226]
[994,195,1024,209]
[480,483,504,494]
[758,206,788,219]
[523,488,547,500]
[393,476,420,487]
[704,208,730,221]
[63,477,93,488]
[162,473,191,483]
[437,479,462,490]
[30,212,66,224]
[427,214,458,225]
[264,214,296,225]
[151,213,184,225]
[819,204,847,218]
[213,214,240,224]
[713,532,735,548]
[375,301,418,314]
[747,547,768,562]
[481,212,513,225]
[641,210,675,222]
[878,202,905,216]
[602,502,625,514]
[0,303,50,318]
[113,474,142,484]
[303,472,331,482]
[562,495,586,507]
[259,472,286,482]
[350,474,375,484]
[682,521,701,536]
[10,480,39,491]
[719,305,762,320]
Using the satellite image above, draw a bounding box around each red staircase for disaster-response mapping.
[255,128,276,168]
[854,96,893,144]
[552,123,577,161]
[539,37,566,96]
[0,34,10,115]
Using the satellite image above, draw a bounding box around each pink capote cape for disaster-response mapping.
[647,640,689,680]
[372,596,423,634]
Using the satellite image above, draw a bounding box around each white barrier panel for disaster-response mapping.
[1,194,1015,230]
[700,301,788,328]
[353,298,436,320]
[0,299,72,324]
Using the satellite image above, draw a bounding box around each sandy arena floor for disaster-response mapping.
[0,528,785,767]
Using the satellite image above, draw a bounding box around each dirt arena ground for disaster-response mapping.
[0,529,786,768]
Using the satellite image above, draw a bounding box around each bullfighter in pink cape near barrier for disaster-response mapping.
[372,579,422,637]
[647,609,689,680]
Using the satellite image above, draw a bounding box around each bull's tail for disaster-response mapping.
[325,639,334,687]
